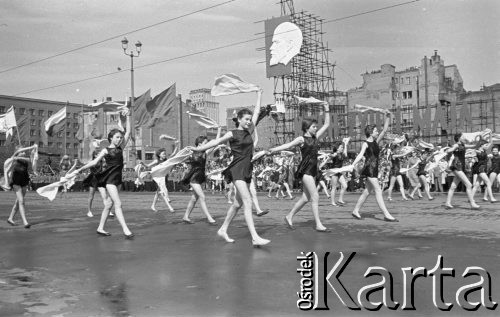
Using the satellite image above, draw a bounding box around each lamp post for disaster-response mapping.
[121,37,142,167]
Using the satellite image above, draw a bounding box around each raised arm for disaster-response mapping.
[12,144,37,158]
[376,111,392,143]
[269,136,304,153]
[193,131,233,152]
[122,110,132,146]
[145,159,159,168]
[316,102,331,139]
[446,143,458,154]
[251,89,263,126]
[170,140,180,157]
[343,137,350,156]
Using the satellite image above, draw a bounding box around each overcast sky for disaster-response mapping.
[1,0,499,123]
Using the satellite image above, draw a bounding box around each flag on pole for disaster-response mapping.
[44,106,67,135]
[145,83,176,128]
[133,89,152,127]
[211,74,259,96]
[0,106,17,139]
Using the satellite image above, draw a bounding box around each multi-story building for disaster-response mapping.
[189,88,219,124]
[347,51,467,147]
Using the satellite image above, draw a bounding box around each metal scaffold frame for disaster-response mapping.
[272,0,336,145]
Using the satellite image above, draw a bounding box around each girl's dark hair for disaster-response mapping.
[332,141,343,153]
[454,132,463,142]
[232,117,239,127]
[365,125,375,138]
[301,118,317,133]
[107,128,124,143]
[195,135,208,146]
[155,148,166,160]
[492,145,500,151]
[237,108,253,119]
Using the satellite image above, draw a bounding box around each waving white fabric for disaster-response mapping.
[460,129,491,145]
[151,147,193,178]
[211,74,259,96]
[280,150,294,156]
[393,146,415,157]
[186,111,219,129]
[1,158,14,191]
[36,174,77,201]
[160,134,177,141]
[294,96,325,104]
[323,165,354,178]
[354,104,388,114]
[134,164,146,187]
[419,140,435,150]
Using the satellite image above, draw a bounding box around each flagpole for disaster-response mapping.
[16,126,22,145]
[64,102,68,156]
[80,101,84,160]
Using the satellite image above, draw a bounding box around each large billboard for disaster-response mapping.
[265,16,303,78]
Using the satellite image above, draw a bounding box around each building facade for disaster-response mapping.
[189,88,219,124]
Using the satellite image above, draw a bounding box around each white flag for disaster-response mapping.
[44,106,67,132]
[0,106,17,139]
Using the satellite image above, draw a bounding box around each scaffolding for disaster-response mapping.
[270,0,336,145]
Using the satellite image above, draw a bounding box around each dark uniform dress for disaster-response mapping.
[96,147,124,187]
[331,153,345,177]
[450,143,466,172]
[472,151,488,175]
[416,160,428,176]
[390,156,402,177]
[82,161,102,189]
[361,140,380,178]
[222,129,254,184]
[182,152,207,185]
[294,135,319,180]
[488,154,500,175]
[10,159,30,187]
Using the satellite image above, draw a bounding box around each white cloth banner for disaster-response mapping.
[36,174,77,201]
[151,147,193,178]
[211,74,260,96]
[323,165,354,178]
[354,104,388,114]
[186,111,219,129]
[0,106,17,139]
[294,96,325,104]
[44,106,67,132]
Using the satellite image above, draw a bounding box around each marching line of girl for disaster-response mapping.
[3,88,499,247]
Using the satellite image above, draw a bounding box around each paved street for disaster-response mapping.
[0,190,499,316]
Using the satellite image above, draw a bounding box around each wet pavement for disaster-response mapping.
[0,190,499,316]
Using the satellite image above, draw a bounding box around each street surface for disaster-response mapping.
[0,190,499,316]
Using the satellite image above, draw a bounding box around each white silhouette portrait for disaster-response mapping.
[269,22,303,66]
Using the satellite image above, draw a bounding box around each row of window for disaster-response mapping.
[29,130,79,138]
[392,91,414,100]
[29,119,79,129]
[392,76,418,85]
[0,106,79,119]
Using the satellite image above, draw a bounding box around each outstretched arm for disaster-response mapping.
[352,142,368,166]
[75,149,107,173]
[207,126,223,155]
[316,102,331,139]
[193,132,233,152]
[122,110,132,146]
[269,136,304,154]
[170,140,180,157]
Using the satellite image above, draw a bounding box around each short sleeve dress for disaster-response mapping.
[331,153,346,177]
[82,161,103,189]
[390,156,402,177]
[222,129,254,184]
[361,140,380,178]
[294,135,319,180]
[182,152,207,185]
[10,159,30,187]
[96,147,124,187]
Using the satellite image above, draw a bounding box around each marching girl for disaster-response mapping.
[386,143,409,201]
[483,145,500,201]
[328,138,349,206]
[58,155,72,199]
[410,149,435,200]
[145,137,179,212]
[6,144,39,228]
[406,151,423,199]
[276,155,294,200]
[471,139,497,202]
[190,89,270,246]
[181,127,221,225]
[82,150,103,217]
[268,101,331,232]
[444,132,480,209]
[74,110,134,238]
[350,111,398,222]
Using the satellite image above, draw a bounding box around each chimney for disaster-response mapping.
[106,97,112,101]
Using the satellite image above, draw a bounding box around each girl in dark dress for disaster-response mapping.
[6,144,39,228]
[268,101,331,232]
[444,133,480,209]
[74,111,134,238]
[329,138,349,206]
[409,150,435,200]
[483,145,500,202]
[182,127,221,225]
[471,139,497,202]
[350,111,397,221]
[386,142,409,201]
[190,89,269,246]
[82,150,102,217]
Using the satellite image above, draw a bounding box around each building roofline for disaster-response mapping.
[0,94,83,108]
